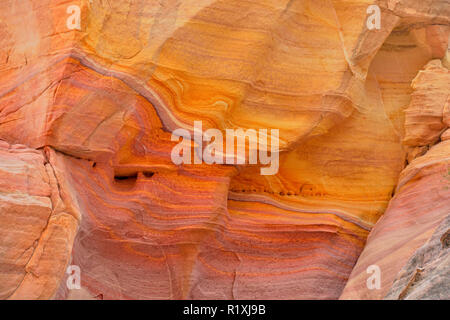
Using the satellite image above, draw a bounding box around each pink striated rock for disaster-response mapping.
[0,141,79,299]
[340,140,450,299]
[385,214,450,300]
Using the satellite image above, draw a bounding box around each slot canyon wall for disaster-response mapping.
[0,0,448,299]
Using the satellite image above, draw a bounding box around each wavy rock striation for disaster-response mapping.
[0,0,449,299]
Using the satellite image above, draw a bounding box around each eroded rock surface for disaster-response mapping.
[0,141,79,299]
[341,59,450,300]
[0,0,449,299]
[385,214,450,300]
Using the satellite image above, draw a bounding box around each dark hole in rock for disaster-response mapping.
[114,173,138,181]
[143,171,155,178]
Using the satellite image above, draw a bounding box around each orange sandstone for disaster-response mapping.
[0,0,449,300]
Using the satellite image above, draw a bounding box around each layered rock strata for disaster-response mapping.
[0,0,448,299]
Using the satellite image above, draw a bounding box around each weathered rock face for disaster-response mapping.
[0,141,79,299]
[0,0,449,299]
[403,60,450,161]
[386,214,450,300]
[340,60,450,300]
[0,142,52,299]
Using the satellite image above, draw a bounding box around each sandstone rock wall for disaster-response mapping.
[0,0,448,299]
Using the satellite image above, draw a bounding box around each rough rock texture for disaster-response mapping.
[385,214,450,300]
[403,59,450,162]
[0,0,449,299]
[0,141,79,299]
[340,60,450,300]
